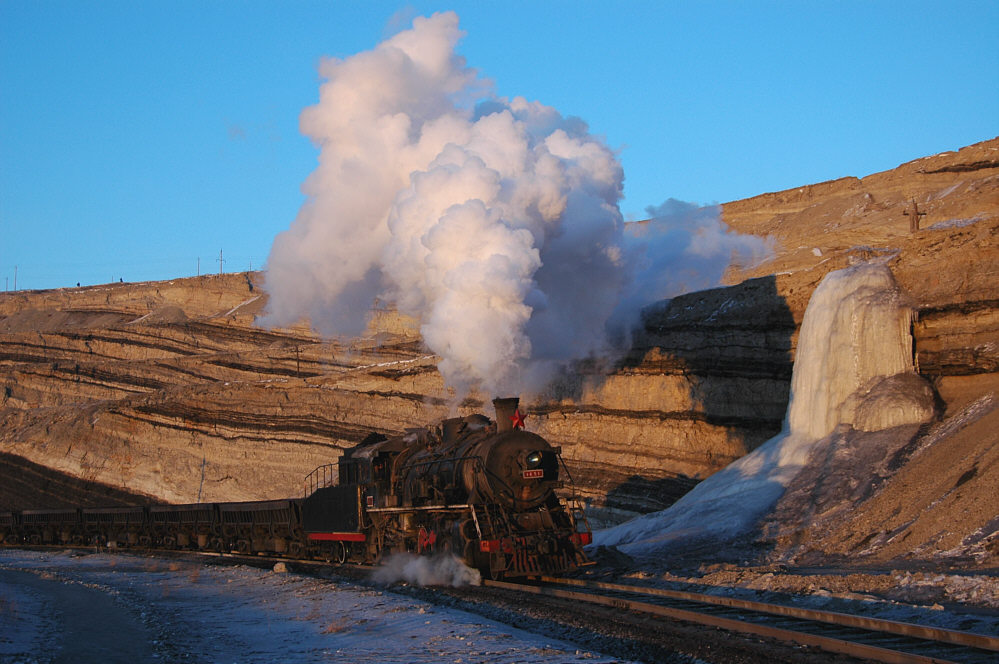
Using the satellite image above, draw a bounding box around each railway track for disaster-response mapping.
[483,576,999,663]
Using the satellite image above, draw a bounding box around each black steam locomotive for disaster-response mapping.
[0,399,592,580]
[302,398,592,578]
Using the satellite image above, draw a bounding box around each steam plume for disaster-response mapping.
[371,552,481,587]
[262,12,770,395]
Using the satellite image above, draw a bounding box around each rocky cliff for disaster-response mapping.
[0,271,791,523]
[2,139,997,565]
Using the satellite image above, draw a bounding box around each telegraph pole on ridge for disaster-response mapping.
[218,249,224,276]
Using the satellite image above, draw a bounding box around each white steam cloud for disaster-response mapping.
[371,553,481,587]
[262,12,771,395]
[619,199,773,314]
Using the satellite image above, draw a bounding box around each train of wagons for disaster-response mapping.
[0,398,592,579]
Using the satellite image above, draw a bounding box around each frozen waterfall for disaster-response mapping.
[594,262,932,554]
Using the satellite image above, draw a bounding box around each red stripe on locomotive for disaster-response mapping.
[307,532,366,542]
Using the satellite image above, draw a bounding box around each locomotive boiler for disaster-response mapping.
[301,398,592,578]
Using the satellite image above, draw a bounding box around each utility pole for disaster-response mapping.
[197,455,206,504]
[903,198,926,233]
[218,249,224,275]
[13,265,17,291]
[197,257,200,276]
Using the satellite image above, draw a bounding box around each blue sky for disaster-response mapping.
[2,1,996,291]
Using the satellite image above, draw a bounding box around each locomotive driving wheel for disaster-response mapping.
[334,540,348,565]
[488,553,508,581]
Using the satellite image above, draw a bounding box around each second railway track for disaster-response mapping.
[483,576,999,663]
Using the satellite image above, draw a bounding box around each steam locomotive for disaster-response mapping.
[0,398,592,579]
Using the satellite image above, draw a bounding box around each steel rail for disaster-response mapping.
[540,575,999,654]
[484,578,999,664]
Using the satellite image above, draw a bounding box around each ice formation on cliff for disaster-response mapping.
[594,262,935,553]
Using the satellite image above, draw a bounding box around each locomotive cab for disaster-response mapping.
[338,458,369,485]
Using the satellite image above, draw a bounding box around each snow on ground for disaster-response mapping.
[0,549,634,664]
[595,262,933,555]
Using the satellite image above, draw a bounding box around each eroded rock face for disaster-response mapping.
[553,276,795,524]
[1,140,997,566]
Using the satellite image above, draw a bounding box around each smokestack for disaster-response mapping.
[493,397,520,433]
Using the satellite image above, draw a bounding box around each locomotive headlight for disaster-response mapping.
[526,451,543,468]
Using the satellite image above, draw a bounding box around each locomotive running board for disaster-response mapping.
[306,532,366,542]
[365,504,474,513]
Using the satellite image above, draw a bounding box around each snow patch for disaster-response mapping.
[926,215,985,230]
[930,181,964,200]
[222,295,261,318]
[354,354,437,372]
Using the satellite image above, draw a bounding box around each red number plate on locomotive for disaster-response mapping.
[522,469,544,479]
